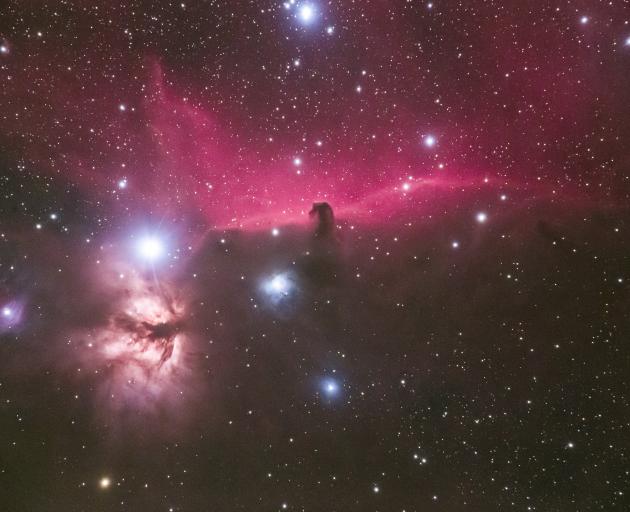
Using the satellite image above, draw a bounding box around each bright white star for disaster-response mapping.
[137,236,164,262]
[423,135,436,148]
[270,275,289,293]
[262,272,296,305]
[297,4,316,24]
[322,378,339,395]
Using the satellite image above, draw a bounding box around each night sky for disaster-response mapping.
[1,1,630,510]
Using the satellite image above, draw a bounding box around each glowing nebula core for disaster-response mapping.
[75,267,190,413]
[97,282,182,377]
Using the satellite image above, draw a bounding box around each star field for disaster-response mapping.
[1,1,630,511]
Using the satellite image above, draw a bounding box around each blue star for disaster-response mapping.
[321,378,340,397]
[261,272,296,305]
[296,3,318,26]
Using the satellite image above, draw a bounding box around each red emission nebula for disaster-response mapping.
[1,1,630,510]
